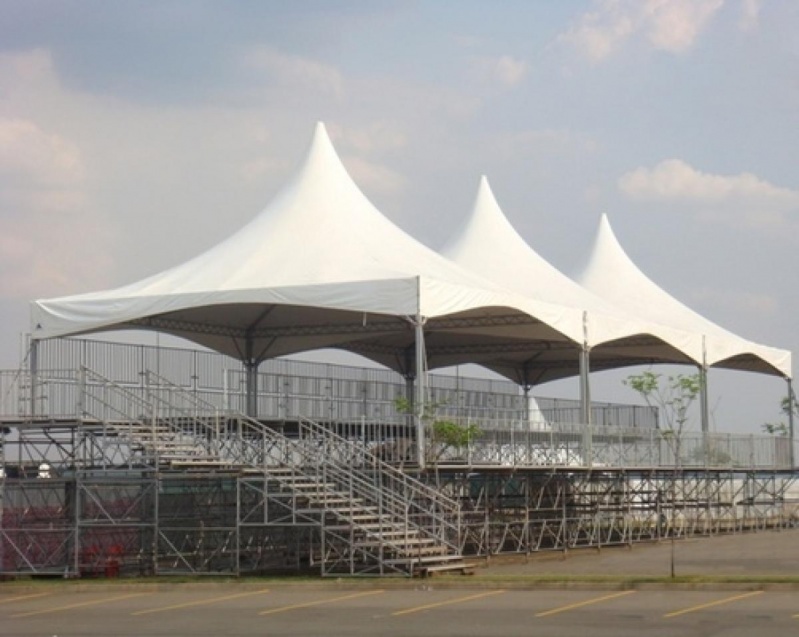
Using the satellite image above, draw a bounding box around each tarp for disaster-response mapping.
[577,214,791,378]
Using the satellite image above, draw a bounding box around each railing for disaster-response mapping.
[8,336,660,427]
[2,365,793,471]
[298,418,461,554]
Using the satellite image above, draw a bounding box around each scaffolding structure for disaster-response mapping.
[1,339,797,578]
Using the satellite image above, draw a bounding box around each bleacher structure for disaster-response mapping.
[0,338,796,578]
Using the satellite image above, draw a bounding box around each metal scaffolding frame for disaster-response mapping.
[1,340,797,578]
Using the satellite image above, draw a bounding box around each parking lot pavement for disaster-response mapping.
[477,527,799,579]
[1,586,798,636]
[2,530,799,636]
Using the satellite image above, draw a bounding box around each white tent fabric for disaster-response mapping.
[577,214,791,378]
[29,123,790,384]
[441,177,703,367]
[31,123,593,377]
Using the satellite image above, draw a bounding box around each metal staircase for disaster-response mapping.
[78,368,466,576]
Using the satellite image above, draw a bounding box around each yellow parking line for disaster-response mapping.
[392,589,505,616]
[664,591,763,618]
[0,592,51,604]
[536,590,636,618]
[259,589,384,616]
[132,588,271,616]
[11,592,149,618]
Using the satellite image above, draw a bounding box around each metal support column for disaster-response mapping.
[788,378,795,468]
[700,337,710,434]
[414,314,426,470]
[579,312,592,467]
[244,360,260,419]
[29,338,39,418]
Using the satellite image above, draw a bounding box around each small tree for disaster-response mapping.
[393,397,481,464]
[624,371,702,466]
[762,395,797,437]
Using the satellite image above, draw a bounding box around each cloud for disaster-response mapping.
[618,159,799,233]
[559,0,724,63]
[242,46,344,97]
[738,0,763,31]
[341,155,407,198]
[472,55,528,88]
[330,122,408,155]
[0,117,85,187]
[490,128,600,159]
[619,159,799,204]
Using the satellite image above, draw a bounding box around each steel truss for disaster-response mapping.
[433,467,798,557]
[2,460,797,577]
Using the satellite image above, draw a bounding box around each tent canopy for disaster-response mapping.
[441,176,708,378]
[30,124,790,385]
[31,124,591,380]
[576,214,790,378]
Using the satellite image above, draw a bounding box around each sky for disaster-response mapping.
[0,0,797,434]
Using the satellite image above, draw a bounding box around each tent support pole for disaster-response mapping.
[788,378,795,469]
[579,345,592,467]
[29,338,39,418]
[523,385,531,424]
[414,315,426,470]
[699,337,709,465]
[700,337,710,435]
[244,359,260,419]
[579,312,592,467]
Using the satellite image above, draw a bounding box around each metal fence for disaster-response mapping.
[2,336,658,427]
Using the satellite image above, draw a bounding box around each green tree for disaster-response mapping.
[761,394,797,436]
[624,371,702,466]
[393,397,482,464]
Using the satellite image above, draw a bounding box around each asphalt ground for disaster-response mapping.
[2,529,798,636]
[477,527,799,581]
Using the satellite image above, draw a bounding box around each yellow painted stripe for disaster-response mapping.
[132,588,271,616]
[11,592,149,618]
[0,592,51,604]
[392,589,505,616]
[536,590,636,618]
[664,591,763,618]
[259,589,384,616]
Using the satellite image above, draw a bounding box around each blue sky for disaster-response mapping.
[1,0,797,432]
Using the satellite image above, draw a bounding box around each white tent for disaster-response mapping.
[441,177,706,378]
[31,123,610,406]
[29,123,790,438]
[577,214,791,379]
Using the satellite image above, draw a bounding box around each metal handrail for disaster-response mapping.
[297,418,461,552]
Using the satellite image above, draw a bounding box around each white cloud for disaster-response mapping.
[472,55,528,87]
[330,122,408,155]
[559,0,724,63]
[619,159,799,204]
[618,159,799,234]
[738,0,763,31]
[0,117,85,187]
[341,155,407,198]
[243,46,344,97]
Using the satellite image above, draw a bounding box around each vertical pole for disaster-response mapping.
[29,338,39,418]
[579,311,592,468]
[700,336,710,466]
[245,360,259,418]
[414,315,426,470]
[787,378,795,469]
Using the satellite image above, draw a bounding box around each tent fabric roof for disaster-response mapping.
[576,214,791,378]
[29,123,790,382]
[31,123,591,378]
[441,177,703,363]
